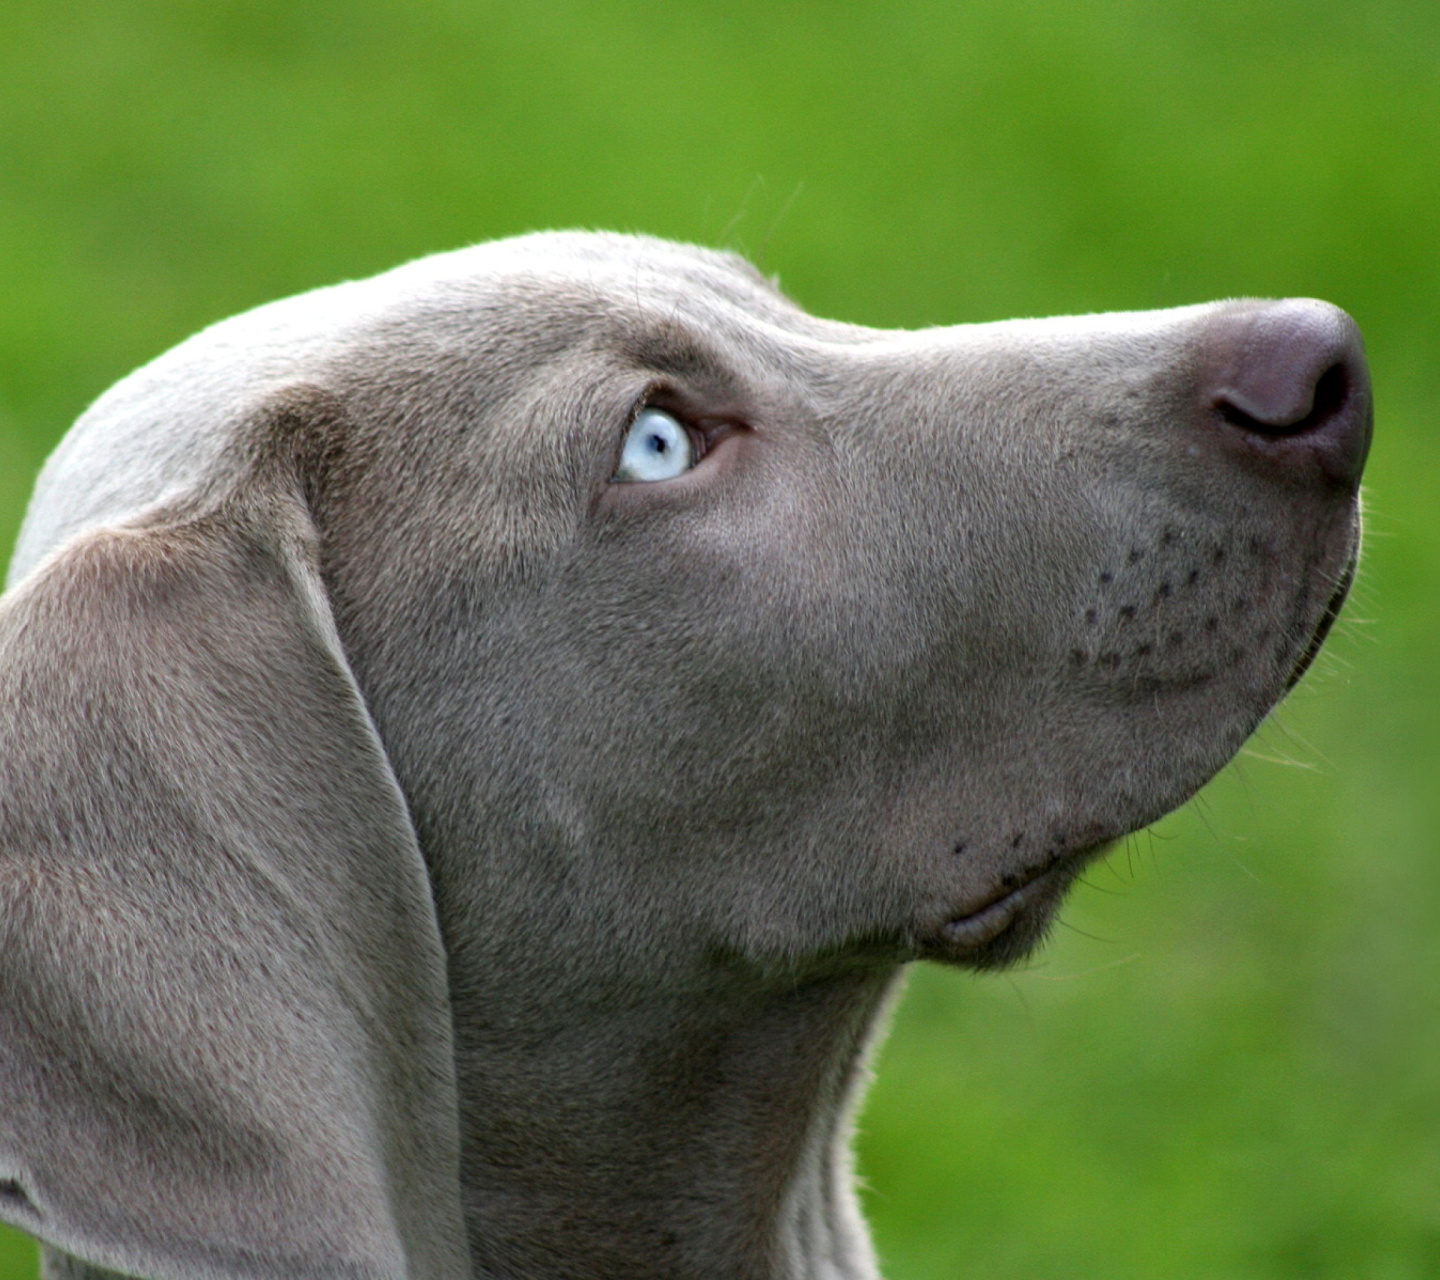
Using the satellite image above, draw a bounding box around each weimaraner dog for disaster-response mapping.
[0,232,1370,1280]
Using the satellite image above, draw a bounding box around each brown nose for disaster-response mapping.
[1199,298,1372,489]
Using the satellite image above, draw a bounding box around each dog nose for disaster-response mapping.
[1198,298,1372,488]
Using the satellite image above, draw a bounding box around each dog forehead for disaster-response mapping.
[464,229,779,297]
[4,235,803,582]
[372,231,806,341]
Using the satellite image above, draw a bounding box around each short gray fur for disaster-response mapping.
[0,233,1367,1279]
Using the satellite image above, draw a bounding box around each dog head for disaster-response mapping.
[1,233,1369,1278]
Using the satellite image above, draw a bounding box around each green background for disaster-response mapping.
[2,1,1436,1276]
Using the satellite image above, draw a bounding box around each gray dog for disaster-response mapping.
[0,233,1370,1280]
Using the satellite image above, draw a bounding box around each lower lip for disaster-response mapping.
[940,866,1063,949]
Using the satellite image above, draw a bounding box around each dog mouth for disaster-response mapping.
[1284,552,1357,692]
[917,840,1117,969]
[940,867,1067,949]
[912,551,1357,971]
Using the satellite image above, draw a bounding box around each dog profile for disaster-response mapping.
[0,232,1370,1279]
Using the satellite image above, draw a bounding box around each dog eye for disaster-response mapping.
[613,408,696,483]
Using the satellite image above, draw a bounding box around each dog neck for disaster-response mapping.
[443,938,901,1280]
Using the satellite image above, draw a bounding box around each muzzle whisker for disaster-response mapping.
[1021,953,1145,983]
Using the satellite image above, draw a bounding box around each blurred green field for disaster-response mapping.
[1,1,1436,1277]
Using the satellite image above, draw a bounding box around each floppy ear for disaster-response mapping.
[0,433,471,1279]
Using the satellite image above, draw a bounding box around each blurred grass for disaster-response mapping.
[1,1,1437,1277]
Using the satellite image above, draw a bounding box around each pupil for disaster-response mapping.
[647,433,668,454]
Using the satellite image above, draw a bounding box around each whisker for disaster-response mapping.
[1025,953,1145,982]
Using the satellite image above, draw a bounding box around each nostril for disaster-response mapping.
[1308,361,1352,426]
[1215,361,1351,437]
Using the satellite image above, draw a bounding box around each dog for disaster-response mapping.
[0,232,1370,1280]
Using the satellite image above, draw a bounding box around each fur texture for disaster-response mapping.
[0,233,1370,1279]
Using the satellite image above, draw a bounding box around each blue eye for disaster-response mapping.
[613,408,696,482]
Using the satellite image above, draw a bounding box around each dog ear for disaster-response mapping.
[0,404,471,1279]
